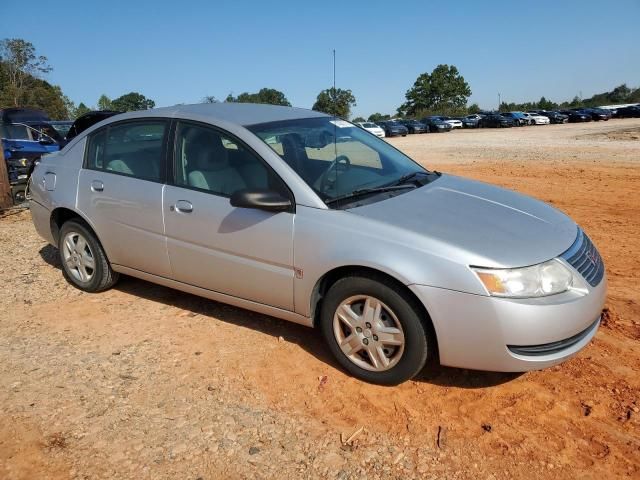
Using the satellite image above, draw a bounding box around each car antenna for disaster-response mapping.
[332,48,338,202]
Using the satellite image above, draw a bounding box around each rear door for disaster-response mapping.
[163,121,295,310]
[77,119,171,277]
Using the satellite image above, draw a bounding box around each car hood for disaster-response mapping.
[349,174,577,268]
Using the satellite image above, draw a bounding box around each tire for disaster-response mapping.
[58,219,119,292]
[319,274,434,385]
[13,189,26,204]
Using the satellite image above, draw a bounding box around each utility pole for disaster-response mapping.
[498,92,501,111]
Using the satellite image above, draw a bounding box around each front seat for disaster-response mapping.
[186,131,247,196]
[280,133,309,180]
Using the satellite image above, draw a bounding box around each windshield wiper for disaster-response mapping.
[325,184,416,206]
[391,170,437,186]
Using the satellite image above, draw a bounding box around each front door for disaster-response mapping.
[163,121,295,310]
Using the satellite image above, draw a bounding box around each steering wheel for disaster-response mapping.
[318,155,351,194]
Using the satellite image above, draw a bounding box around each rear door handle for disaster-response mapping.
[174,200,193,213]
[91,180,104,192]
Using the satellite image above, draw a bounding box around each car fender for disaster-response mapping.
[292,205,487,318]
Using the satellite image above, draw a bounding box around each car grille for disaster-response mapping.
[561,228,604,287]
[507,318,599,356]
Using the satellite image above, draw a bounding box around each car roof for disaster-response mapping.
[0,108,50,123]
[109,102,329,126]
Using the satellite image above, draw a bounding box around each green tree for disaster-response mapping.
[60,91,76,119]
[225,88,291,106]
[400,64,471,117]
[97,94,113,110]
[467,103,481,114]
[201,95,218,103]
[0,38,52,106]
[111,92,155,112]
[0,61,69,119]
[536,96,556,110]
[352,116,366,123]
[367,113,390,123]
[312,87,356,118]
[75,102,91,117]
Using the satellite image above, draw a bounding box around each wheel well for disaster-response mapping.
[50,208,87,245]
[311,265,439,362]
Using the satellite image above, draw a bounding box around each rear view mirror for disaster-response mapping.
[230,189,292,212]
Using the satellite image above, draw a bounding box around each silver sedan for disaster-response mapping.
[29,103,606,384]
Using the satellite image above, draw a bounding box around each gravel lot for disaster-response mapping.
[1,119,639,479]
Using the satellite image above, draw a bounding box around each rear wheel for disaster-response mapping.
[320,275,433,385]
[59,220,119,292]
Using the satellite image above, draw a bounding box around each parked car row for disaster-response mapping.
[358,104,640,136]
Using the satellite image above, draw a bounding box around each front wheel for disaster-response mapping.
[59,220,119,292]
[320,275,434,385]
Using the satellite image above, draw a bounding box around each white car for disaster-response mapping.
[440,117,463,129]
[523,112,550,125]
[357,122,386,138]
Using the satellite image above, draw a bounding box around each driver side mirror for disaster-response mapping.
[230,189,293,213]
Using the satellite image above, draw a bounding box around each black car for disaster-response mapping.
[530,110,569,124]
[376,120,408,137]
[479,114,515,128]
[420,116,453,133]
[574,108,610,121]
[613,106,640,118]
[559,110,592,122]
[461,115,482,128]
[500,112,528,126]
[399,119,427,134]
[65,110,123,141]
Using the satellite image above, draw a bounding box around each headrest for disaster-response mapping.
[185,128,228,170]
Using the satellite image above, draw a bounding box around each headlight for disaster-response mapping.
[472,259,574,298]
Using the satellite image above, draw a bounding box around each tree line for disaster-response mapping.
[1,37,639,123]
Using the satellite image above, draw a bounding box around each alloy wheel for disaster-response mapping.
[62,231,96,283]
[333,295,405,372]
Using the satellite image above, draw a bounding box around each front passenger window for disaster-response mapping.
[175,122,283,197]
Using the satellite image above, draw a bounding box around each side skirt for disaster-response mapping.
[112,264,313,328]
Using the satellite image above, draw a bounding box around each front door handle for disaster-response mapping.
[91,180,104,192]
[174,200,193,213]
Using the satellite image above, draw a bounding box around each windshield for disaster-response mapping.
[50,122,73,136]
[248,117,429,206]
[361,122,377,128]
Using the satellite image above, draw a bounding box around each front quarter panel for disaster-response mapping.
[293,205,487,318]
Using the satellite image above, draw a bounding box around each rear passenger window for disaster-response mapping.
[85,121,166,182]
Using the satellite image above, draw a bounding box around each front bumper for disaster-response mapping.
[409,272,606,372]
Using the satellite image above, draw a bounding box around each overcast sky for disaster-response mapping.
[3,0,639,117]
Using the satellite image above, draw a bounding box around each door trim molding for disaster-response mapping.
[112,264,313,327]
